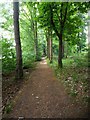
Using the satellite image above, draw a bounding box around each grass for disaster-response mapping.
[4,102,13,114]
[48,52,89,104]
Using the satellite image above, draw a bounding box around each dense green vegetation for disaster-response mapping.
[1,2,89,73]
[48,52,89,103]
[1,2,90,111]
[1,3,43,74]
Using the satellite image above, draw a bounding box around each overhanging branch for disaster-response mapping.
[50,5,60,38]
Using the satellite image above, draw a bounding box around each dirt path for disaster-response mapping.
[4,58,88,118]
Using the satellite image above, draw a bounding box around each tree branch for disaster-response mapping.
[50,5,60,38]
[62,2,68,27]
[60,3,63,23]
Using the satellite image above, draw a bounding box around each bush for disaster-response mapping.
[73,53,88,67]
[49,53,88,103]
[2,39,16,74]
[23,52,36,69]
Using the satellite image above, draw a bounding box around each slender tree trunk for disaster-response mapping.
[48,38,50,60]
[33,5,39,61]
[34,20,38,60]
[49,30,53,63]
[46,30,50,59]
[46,29,53,63]
[46,32,49,58]
[46,27,53,63]
[13,2,23,79]
[58,33,63,68]
[62,41,64,58]
[46,39,49,58]
[48,39,50,59]
[64,41,68,58]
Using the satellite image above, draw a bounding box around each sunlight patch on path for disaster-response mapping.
[36,57,48,69]
[40,60,47,65]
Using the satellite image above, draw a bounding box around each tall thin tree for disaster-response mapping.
[13,2,23,79]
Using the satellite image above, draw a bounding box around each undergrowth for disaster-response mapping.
[48,52,89,104]
[4,102,13,114]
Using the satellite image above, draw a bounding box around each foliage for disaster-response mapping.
[23,52,36,69]
[49,52,89,103]
[1,2,45,74]
[38,2,89,67]
[1,2,89,115]
[1,2,89,73]
[4,102,13,114]
[2,38,16,74]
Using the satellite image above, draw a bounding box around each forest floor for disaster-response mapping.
[3,58,88,119]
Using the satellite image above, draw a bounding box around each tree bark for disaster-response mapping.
[13,2,23,79]
[47,36,50,59]
[58,33,63,68]
[34,20,39,60]
[46,29,53,63]
[62,41,64,58]
[46,32,49,58]
[49,30,53,63]
[47,39,49,58]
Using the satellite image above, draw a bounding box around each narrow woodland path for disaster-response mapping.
[5,58,88,118]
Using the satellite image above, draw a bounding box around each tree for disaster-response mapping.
[38,2,68,67]
[38,3,53,63]
[45,28,53,63]
[50,2,70,68]
[25,2,40,61]
[13,2,23,79]
[33,3,39,61]
[38,2,89,68]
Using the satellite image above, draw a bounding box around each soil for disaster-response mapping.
[3,58,88,118]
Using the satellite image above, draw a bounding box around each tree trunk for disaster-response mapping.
[46,30,50,59]
[34,20,39,60]
[46,29,53,63]
[62,41,64,58]
[13,2,23,79]
[64,41,68,58]
[58,33,63,68]
[46,38,49,58]
[46,32,49,58]
[49,30,53,63]
[48,38,50,60]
